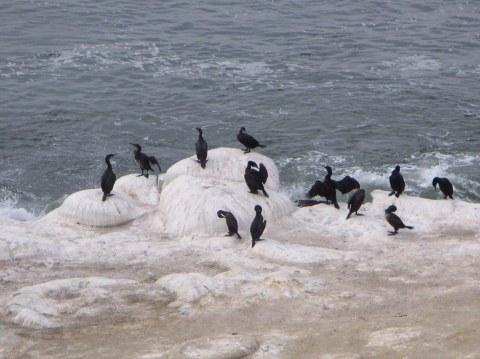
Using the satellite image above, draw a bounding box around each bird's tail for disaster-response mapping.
[237,233,242,239]
[262,189,269,198]
[102,193,107,201]
[406,225,414,230]
[333,201,340,209]
[252,238,256,248]
[200,160,206,169]
[346,212,352,220]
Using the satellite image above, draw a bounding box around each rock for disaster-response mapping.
[4,277,136,329]
[57,189,146,227]
[158,175,294,237]
[163,147,280,192]
[114,173,163,206]
[160,334,260,359]
[155,273,216,302]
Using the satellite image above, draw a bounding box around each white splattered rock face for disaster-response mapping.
[159,334,260,359]
[155,273,216,303]
[57,189,146,227]
[158,147,294,237]
[113,173,163,206]
[163,147,280,192]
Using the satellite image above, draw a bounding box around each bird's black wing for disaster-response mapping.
[196,139,208,160]
[333,176,360,194]
[386,213,405,229]
[259,163,268,184]
[305,180,328,199]
[147,156,161,172]
[226,213,238,233]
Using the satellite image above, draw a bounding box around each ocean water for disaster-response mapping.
[1,0,480,219]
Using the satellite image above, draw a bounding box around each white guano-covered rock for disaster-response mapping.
[158,175,294,237]
[57,189,146,227]
[252,239,345,264]
[4,277,136,329]
[155,273,216,302]
[160,334,260,359]
[158,147,294,237]
[113,173,163,206]
[163,147,280,192]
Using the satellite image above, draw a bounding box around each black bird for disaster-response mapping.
[389,165,405,198]
[384,205,414,235]
[432,177,454,199]
[244,161,269,197]
[346,189,365,219]
[130,143,161,178]
[217,210,241,239]
[101,153,118,201]
[305,166,360,209]
[195,127,208,169]
[237,127,266,153]
[250,205,267,248]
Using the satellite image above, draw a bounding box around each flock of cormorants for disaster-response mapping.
[100,127,455,246]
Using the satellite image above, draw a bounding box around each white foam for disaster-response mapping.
[0,199,37,221]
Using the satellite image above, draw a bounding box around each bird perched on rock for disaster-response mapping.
[101,153,118,201]
[130,143,161,178]
[217,210,241,239]
[432,177,454,199]
[389,165,405,198]
[244,161,269,197]
[250,205,267,248]
[384,205,414,235]
[237,127,266,153]
[305,166,360,209]
[346,189,365,219]
[195,127,208,169]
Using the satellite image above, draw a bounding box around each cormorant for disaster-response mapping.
[237,127,266,153]
[130,143,161,178]
[432,177,454,199]
[305,166,360,209]
[346,189,365,219]
[250,205,267,248]
[384,205,414,235]
[244,161,269,197]
[101,153,118,201]
[389,165,405,198]
[217,210,241,239]
[195,127,208,169]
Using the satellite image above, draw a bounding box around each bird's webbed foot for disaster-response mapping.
[388,231,398,236]
[107,193,115,197]
[388,191,395,197]
[355,213,364,216]
[224,233,234,237]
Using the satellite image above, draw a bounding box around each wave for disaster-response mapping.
[0,199,38,221]
[279,151,480,203]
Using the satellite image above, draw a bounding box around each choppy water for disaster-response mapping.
[1,0,480,218]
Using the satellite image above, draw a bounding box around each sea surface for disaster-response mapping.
[1,0,480,219]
